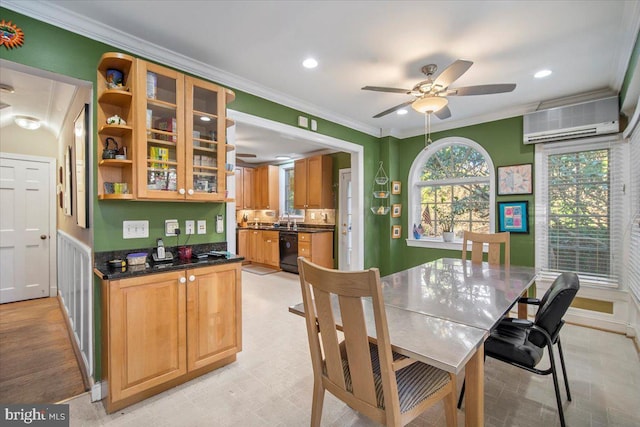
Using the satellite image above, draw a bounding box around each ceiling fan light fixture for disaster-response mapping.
[534,69,552,79]
[411,96,448,114]
[14,115,41,130]
[302,58,318,69]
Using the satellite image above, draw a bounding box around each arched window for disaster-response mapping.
[407,137,495,249]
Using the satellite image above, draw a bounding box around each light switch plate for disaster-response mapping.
[311,119,317,131]
[165,219,179,236]
[197,220,206,234]
[123,220,149,239]
[297,116,309,128]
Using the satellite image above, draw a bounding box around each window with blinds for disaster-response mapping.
[629,125,640,300]
[535,137,626,286]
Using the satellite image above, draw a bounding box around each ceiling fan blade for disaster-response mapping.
[236,153,257,158]
[434,105,451,120]
[451,84,516,96]
[373,100,414,118]
[362,86,410,94]
[433,60,473,88]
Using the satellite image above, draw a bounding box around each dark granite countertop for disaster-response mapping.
[236,225,334,233]
[94,242,243,280]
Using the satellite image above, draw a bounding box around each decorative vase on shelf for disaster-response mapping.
[442,231,454,242]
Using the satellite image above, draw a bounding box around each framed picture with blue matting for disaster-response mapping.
[498,201,529,233]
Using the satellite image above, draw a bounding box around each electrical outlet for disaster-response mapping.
[165,219,179,236]
[310,213,316,220]
[185,220,195,235]
[123,220,149,239]
[197,220,206,234]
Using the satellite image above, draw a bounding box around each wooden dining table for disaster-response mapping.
[289,257,537,427]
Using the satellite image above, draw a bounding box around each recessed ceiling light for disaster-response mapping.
[200,116,211,122]
[397,109,408,115]
[275,155,291,160]
[302,58,318,69]
[14,115,41,130]
[534,69,552,79]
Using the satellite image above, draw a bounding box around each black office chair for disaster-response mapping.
[458,272,580,427]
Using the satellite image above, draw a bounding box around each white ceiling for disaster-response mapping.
[0,61,77,137]
[3,1,640,161]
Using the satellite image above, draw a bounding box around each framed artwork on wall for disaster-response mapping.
[497,163,532,195]
[391,204,402,218]
[392,225,402,239]
[392,181,401,194]
[498,201,529,233]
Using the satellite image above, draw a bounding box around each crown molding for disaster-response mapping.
[612,0,640,90]
[2,0,381,138]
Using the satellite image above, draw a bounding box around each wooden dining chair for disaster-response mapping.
[461,230,511,266]
[297,257,457,427]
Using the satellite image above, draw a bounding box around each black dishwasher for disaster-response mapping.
[279,231,299,273]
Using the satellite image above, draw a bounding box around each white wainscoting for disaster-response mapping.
[57,230,93,379]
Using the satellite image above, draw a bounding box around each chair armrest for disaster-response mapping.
[518,297,541,305]
[499,317,534,328]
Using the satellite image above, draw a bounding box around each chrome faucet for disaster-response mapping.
[287,213,291,230]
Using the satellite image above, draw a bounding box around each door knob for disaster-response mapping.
[187,189,194,195]
[179,188,186,195]
[40,234,47,240]
[189,275,195,282]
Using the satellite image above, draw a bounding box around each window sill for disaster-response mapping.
[406,238,491,252]
[406,238,464,251]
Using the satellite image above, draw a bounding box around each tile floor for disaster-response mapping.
[67,271,640,426]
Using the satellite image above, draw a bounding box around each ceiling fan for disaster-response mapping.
[362,60,516,119]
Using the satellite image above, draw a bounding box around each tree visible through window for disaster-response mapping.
[409,138,494,242]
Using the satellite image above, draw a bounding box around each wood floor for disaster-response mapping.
[0,297,86,403]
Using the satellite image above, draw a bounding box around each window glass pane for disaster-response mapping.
[283,167,303,216]
[419,183,490,238]
[547,149,610,277]
[421,144,490,181]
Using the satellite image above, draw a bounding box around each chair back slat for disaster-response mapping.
[313,288,347,388]
[463,231,511,267]
[339,295,377,406]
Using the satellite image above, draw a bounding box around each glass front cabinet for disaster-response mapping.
[135,59,235,201]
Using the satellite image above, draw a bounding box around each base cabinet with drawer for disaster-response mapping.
[298,232,334,269]
[101,262,241,413]
[237,229,279,268]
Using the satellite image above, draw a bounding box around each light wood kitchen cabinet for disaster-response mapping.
[235,166,255,210]
[134,59,235,201]
[237,229,249,263]
[101,262,242,413]
[254,165,279,210]
[187,263,242,371]
[294,155,334,209]
[237,229,280,268]
[298,232,334,269]
[97,52,136,200]
[261,230,280,267]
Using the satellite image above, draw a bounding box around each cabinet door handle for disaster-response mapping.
[179,188,186,195]
[266,240,271,243]
[187,189,194,195]
[189,275,195,282]
[179,277,187,284]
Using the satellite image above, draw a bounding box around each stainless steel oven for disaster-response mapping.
[279,231,298,273]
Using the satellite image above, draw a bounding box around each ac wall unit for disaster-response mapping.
[523,96,619,144]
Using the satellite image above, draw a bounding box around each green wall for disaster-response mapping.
[380,117,535,275]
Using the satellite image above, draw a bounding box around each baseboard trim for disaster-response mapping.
[91,382,102,402]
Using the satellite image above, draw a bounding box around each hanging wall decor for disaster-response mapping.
[0,20,25,49]
[497,163,532,195]
[371,161,390,215]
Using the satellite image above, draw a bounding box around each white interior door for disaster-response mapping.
[338,169,353,270]
[0,155,52,303]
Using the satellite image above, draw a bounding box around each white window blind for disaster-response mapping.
[629,125,640,300]
[535,137,626,286]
